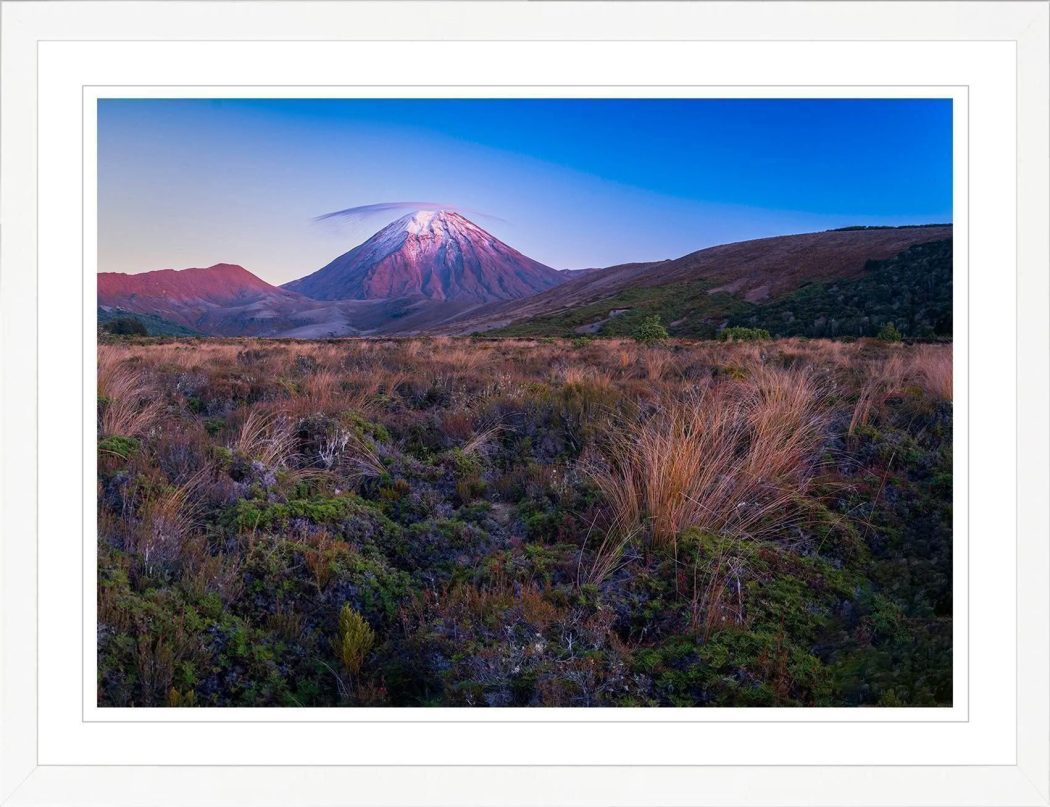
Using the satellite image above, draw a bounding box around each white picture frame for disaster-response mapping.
[2,1,1047,804]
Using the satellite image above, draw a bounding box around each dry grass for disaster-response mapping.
[588,367,826,549]
[101,335,947,562]
[912,345,953,402]
[642,348,676,382]
[847,345,951,436]
[743,365,825,484]
[301,368,341,410]
[462,424,506,460]
[97,346,162,437]
[230,409,297,468]
[132,468,211,573]
[342,431,387,481]
[848,380,882,437]
[580,513,641,586]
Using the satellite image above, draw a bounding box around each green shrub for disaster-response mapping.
[98,434,140,459]
[632,315,669,344]
[229,495,385,532]
[877,322,903,342]
[719,326,770,342]
[333,603,375,677]
[103,317,149,336]
[203,417,226,436]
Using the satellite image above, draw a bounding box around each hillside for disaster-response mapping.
[447,225,953,338]
[97,263,311,336]
[727,238,953,338]
[98,262,280,305]
[98,263,406,338]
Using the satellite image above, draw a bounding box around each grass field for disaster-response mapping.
[97,336,953,707]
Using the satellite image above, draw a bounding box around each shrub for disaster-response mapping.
[877,322,903,343]
[229,495,382,532]
[724,239,952,338]
[333,603,375,677]
[98,434,140,459]
[104,317,149,336]
[719,326,770,342]
[632,315,669,344]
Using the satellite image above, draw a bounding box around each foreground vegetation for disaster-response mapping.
[97,336,952,707]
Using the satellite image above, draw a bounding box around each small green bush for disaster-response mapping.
[719,326,770,342]
[98,434,140,459]
[103,317,149,336]
[333,603,375,677]
[203,417,226,436]
[632,315,669,344]
[877,322,903,342]
[229,495,384,532]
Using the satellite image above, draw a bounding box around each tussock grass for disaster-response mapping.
[230,409,297,468]
[97,346,162,437]
[132,467,211,573]
[912,345,953,402]
[588,366,826,550]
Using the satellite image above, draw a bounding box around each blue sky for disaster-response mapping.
[98,98,952,284]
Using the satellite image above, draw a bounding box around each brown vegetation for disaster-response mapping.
[97,336,953,708]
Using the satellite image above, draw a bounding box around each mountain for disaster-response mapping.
[97,263,377,338]
[96,224,953,340]
[283,210,565,303]
[442,225,954,338]
[98,263,282,307]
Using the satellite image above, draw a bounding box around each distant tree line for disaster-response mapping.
[728,239,952,339]
[102,316,149,336]
[828,224,952,232]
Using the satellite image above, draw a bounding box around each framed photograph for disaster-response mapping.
[2,1,1047,804]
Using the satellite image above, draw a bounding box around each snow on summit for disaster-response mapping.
[283,210,564,303]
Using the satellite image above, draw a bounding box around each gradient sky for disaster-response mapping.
[98,98,952,284]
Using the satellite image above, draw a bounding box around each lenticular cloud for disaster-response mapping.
[314,201,503,224]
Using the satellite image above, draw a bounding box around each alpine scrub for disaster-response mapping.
[97,336,952,707]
